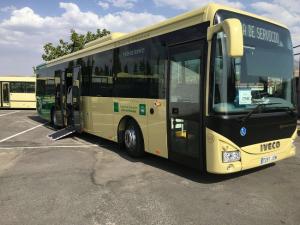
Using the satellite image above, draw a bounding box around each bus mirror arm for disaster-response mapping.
[207,18,244,58]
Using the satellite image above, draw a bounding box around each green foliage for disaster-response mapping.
[42,29,110,61]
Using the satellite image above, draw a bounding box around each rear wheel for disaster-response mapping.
[124,120,144,157]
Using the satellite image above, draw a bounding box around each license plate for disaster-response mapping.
[260,155,277,165]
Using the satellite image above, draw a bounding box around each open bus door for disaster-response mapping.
[58,66,81,130]
[48,66,82,140]
[2,82,10,107]
[53,71,64,127]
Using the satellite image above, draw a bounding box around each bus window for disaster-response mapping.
[92,50,113,97]
[114,39,165,99]
[10,82,25,93]
[36,80,46,96]
[46,79,55,95]
[10,82,35,93]
[25,82,35,93]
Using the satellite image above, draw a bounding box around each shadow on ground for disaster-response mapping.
[27,115,274,184]
[72,132,275,184]
[28,115,57,131]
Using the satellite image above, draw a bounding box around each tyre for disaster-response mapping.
[124,120,144,157]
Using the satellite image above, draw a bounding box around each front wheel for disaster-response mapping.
[124,121,144,158]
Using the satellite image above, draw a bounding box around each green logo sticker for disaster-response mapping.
[114,102,119,112]
[139,104,146,116]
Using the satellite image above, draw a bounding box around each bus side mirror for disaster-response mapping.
[207,18,244,57]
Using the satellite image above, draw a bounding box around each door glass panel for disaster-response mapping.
[72,67,81,131]
[170,55,200,103]
[169,42,202,158]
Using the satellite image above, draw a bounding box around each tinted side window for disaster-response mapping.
[46,79,55,95]
[36,79,45,96]
[46,68,55,95]
[114,40,166,98]
[10,82,25,93]
[81,57,93,96]
[147,37,166,99]
[91,51,113,97]
[114,42,147,98]
[10,82,35,93]
[26,82,35,93]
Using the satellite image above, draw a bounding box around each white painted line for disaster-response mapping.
[0,122,48,143]
[72,137,88,145]
[0,144,98,150]
[23,119,40,126]
[0,111,20,117]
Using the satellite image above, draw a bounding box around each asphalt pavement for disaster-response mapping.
[0,110,299,225]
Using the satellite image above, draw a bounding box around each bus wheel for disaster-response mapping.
[124,121,144,157]
[51,108,57,129]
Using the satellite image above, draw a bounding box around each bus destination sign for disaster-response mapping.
[242,23,280,45]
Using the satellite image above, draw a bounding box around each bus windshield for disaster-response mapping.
[211,10,295,114]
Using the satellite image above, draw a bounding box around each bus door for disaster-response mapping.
[62,67,81,130]
[72,66,82,132]
[2,82,10,107]
[167,41,204,167]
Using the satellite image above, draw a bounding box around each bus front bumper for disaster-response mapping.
[206,128,297,174]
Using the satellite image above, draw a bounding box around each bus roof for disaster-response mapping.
[0,76,36,82]
[40,3,288,68]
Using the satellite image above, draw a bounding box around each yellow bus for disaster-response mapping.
[0,76,36,109]
[35,3,297,174]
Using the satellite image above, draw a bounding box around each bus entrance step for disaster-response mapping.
[48,127,76,141]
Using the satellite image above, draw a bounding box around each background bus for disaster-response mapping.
[0,76,36,109]
[36,3,297,174]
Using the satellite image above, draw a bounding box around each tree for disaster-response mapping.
[42,29,110,61]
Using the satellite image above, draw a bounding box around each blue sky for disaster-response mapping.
[0,0,299,75]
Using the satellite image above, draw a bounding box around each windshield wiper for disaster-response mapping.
[239,103,281,124]
[270,106,296,116]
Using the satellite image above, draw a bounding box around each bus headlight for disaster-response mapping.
[222,151,241,163]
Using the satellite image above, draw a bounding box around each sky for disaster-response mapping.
[0,0,299,75]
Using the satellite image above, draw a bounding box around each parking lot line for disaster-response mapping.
[0,144,98,150]
[0,122,48,143]
[0,111,20,117]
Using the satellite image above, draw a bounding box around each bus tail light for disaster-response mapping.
[222,151,241,163]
